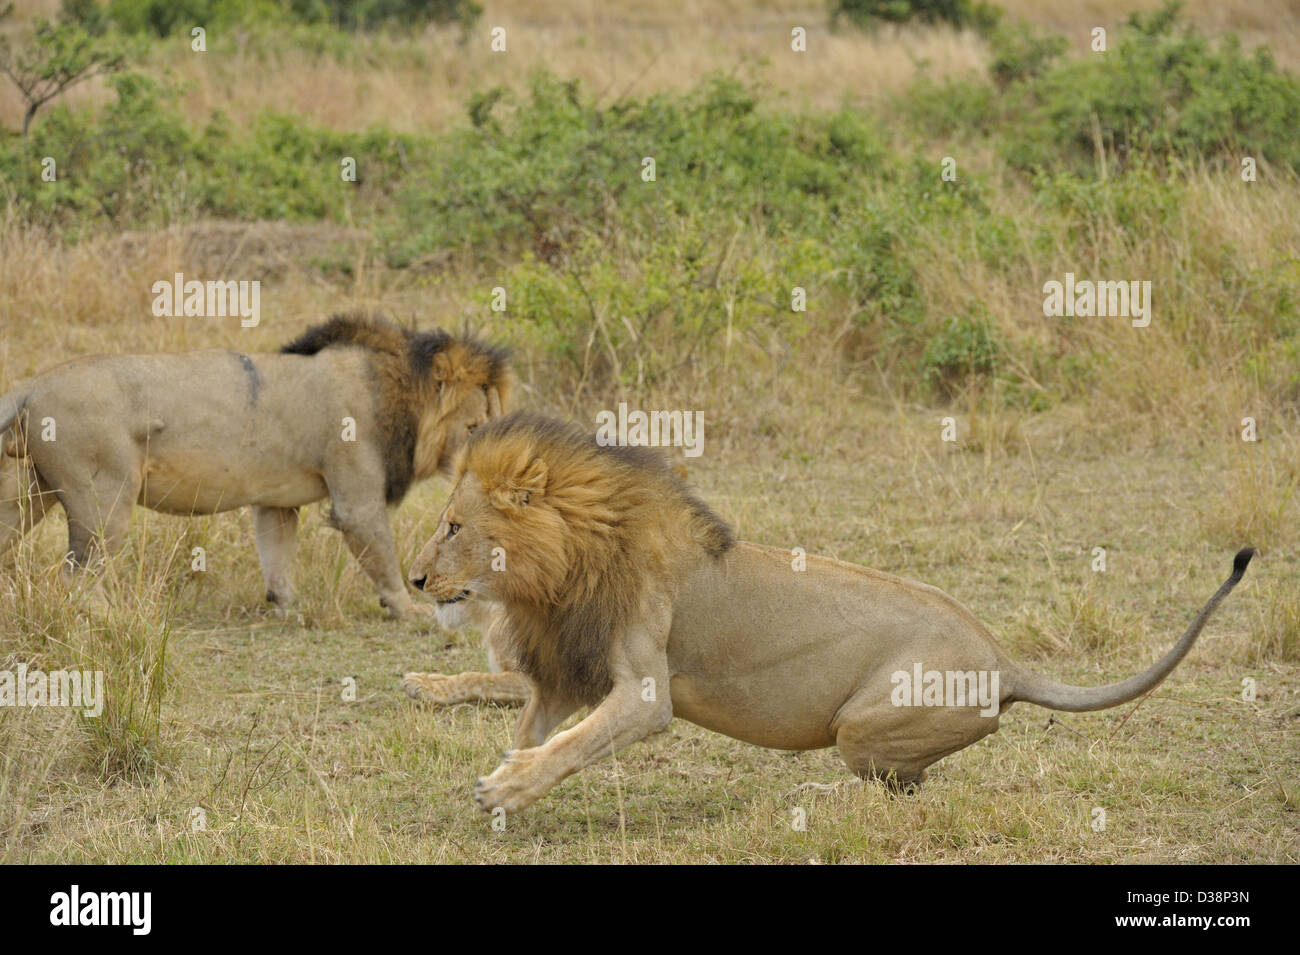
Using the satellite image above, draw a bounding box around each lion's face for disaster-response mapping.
[409,473,502,622]
[417,373,508,480]
[435,385,492,465]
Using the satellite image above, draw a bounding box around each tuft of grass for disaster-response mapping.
[1244,581,1300,664]
[1200,441,1299,550]
[0,515,177,782]
[1005,584,1147,660]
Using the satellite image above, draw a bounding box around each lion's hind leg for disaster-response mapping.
[0,452,58,557]
[57,468,139,575]
[253,504,300,608]
[832,690,947,795]
[837,734,928,795]
[402,670,532,706]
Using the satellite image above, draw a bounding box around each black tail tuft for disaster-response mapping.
[1231,547,1256,583]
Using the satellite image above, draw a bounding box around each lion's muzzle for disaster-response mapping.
[410,573,471,606]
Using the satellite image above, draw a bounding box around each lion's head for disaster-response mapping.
[408,335,512,479]
[410,412,733,702]
[281,312,512,502]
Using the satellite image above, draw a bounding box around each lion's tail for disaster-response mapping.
[0,387,27,434]
[1007,548,1254,712]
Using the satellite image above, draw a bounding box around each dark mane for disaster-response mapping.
[408,331,512,390]
[280,311,411,358]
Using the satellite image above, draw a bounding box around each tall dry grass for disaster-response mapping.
[4,0,1298,134]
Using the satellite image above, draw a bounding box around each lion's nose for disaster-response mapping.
[410,575,426,591]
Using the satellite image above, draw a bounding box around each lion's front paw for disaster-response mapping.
[391,599,440,626]
[402,672,452,703]
[473,750,550,814]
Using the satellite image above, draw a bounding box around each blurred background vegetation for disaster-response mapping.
[2,0,1297,420]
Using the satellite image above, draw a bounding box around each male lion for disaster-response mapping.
[403,599,532,705]
[0,313,510,619]
[407,412,1254,814]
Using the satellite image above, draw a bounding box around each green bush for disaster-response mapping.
[922,303,1005,396]
[0,70,418,228]
[63,0,480,36]
[832,0,1002,33]
[1,72,192,222]
[285,0,481,31]
[999,3,1300,174]
[99,0,283,37]
[386,73,891,266]
[988,19,1067,88]
[898,2,1300,177]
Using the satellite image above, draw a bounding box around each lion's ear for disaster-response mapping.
[489,456,547,511]
[431,351,455,383]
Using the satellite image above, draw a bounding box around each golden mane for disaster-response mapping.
[458,412,733,703]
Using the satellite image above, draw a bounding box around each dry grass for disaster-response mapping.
[0,381,1294,862]
[0,0,1297,863]
[4,0,1300,134]
[0,219,1295,861]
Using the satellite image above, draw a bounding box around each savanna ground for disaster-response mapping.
[0,0,1297,863]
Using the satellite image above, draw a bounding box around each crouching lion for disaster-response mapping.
[406,412,1254,814]
[0,312,511,619]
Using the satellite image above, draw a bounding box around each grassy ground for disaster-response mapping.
[1,374,1295,863]
[0,0,1297,863]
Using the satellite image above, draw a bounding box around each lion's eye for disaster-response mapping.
[447,523,460,539]
[467,423,478,433]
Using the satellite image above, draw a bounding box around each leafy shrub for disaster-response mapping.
[998,3,1300,174]
[285,0,482,31]
[988,19,1067,88]
[922,303,1004,396]
[832,0,1002,33]
[387,73,891,266]
[897,2,1300,177]
[1,72,194,222]
[1031,163,1181,243]
[98,0,283,37]
[64,0,480,36]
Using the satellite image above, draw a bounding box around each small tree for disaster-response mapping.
[0,17,127,135]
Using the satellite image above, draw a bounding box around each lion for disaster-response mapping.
[402,599,532,705]
[402,460,693,707]
[406,412,1255,814]
[0,312,511,619]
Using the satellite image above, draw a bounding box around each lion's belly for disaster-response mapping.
[665,545,870,750]
[669,675,841,750]
[665,541,1001,751]
[139,453,327,514]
